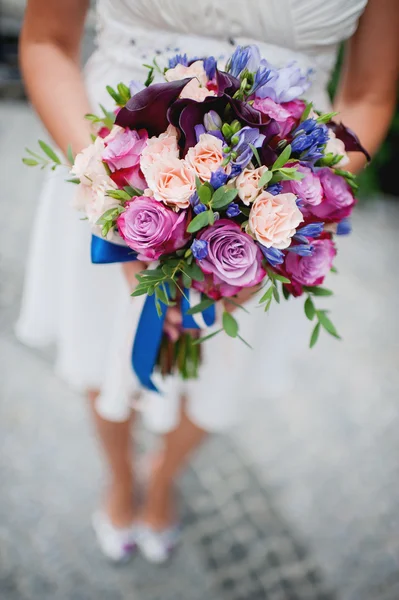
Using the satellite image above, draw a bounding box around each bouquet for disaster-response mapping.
[24,45,368,389]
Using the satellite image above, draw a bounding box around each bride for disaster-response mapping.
[17,0,399,563]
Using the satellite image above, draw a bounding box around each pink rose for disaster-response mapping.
[144,157,196,210]
[282,164,323,206]
[117,196,189,261]
[140,125,179,174]
[283,99,306,120]
[253,98,298,138]
[193,220,265,299]
[102,127,148,190]
[285,237,336,287]
[236,166,269,205]
[325,130,349,168]
[311,168,355,222]
[248,191,303,249]
[186,133,225,182]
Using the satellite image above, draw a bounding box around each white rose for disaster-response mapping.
[325,131,349,168]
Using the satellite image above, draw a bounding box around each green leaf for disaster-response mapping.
[272,285,280,303]
[317,311,341,339]
[237,334,253,349]
[38,140,61,165]
[222,311,239,338]
[186,210,212,233]
[198,183,213,205]
[330,266,338,274]
[185,261,205,282]
[272,144,292,170]
[22,158,39,166]
[144,67,155,87]
[259,286,273,304]
[123,185,144,197]
[310,323,320,348]
[278,167,305,181]
[106,189,131,201]
[67,144,75,165]
[282,286,291,300]
[117,82,131,103]
[186,297,214,315]
[300,101,313,122]
[192,328,223,345]
[304,297,315,320]
[270,272,291,284]
[182,271,192,288]
[258,169,273,188]
[249,144,261,167]
[211,186,238,209]
[304,286,333,297]
[106,85,122,105]
[66,177,80,184]
[316,111,338,124]
[131,287,149,297]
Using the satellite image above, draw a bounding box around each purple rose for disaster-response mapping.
[194,220,265,298]
[282,164,323,206]
[311,168,355,222]
[117,196,189,261]
[285,237,336,287]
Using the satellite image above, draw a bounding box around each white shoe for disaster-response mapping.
[92,511,137,563]
[135,523,181,564]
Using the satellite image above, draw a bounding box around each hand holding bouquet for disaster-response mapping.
[24,45,368,387]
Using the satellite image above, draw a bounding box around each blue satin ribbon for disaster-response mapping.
[90,235,216,391]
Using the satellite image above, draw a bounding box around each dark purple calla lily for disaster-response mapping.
[328,121,371,162]
[115,78,192,136]
[167,96,229,155]
[216,70,240,96]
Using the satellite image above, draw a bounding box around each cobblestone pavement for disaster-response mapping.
[1,101,399,600]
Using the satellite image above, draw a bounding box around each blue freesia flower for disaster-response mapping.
[193,203,207,215]
[259,245,285,267]
[267,182,283,195]
[291,120,329,161]
[227,45,261,78]
[203,56,217,80]
[168,53,188,69]
[230,126,264,169]
[226,203,241,217]
[337,218,352,235]
[296,222,324,238]
[191,239,208,260]
[229,164,242,178]
[210,168,228,189]
[256,61,311,103]
[204,110,222,131]
[287,244,315,257]
[195,124,206,142]
[251,64,272,94]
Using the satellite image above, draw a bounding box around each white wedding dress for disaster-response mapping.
[16,0,367,429]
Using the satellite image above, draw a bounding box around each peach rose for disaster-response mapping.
[186,133,225,182]
[144,157,196,210]
[73,180,119,226]
[71,137,108,187]
[165,60,208,87]
[325,130,349,168]
[140,125,179,175]
[180,79,216,102]
[236,166,269,205]
[248,191,304,249]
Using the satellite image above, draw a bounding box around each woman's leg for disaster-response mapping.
[141,400,207,529]
[88,389,136,527]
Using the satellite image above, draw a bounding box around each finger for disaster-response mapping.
[165,305,182,326]
[163,322,180,342]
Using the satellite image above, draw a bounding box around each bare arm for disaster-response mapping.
[334,0,399,173]
[20,0,92,156]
